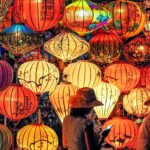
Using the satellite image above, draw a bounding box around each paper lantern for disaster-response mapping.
[63,61,102,88]
[13,0,64,32]
[105,0,146,39]
[0,84,38,121]
[17,124,58,150]
[18,60,60,95]
[50,82,78,122]
[62,0,112,36]
[94,81,120,119]
[44,31,90,62]
[0,23,43,56]
[104,61,141,94]
[123,87,150,117]
[102,117,139,149]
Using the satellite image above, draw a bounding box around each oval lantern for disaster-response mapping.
[0,60,13,91]
[94,81,120,119]
[102,117,139,149]
[17,124,58,150]
[105,0,146,39]
[104,61,141,94]
[0,84,38,121]
[63,61,102,88]
[13,0,64,32]
[18,60,60,95]
[50,82,78,122]
[44,31,90,62]
[123,87,150,117]
[62,0,112,36]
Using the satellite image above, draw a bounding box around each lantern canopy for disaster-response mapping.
[62,0,112,36]
[44,31,90,62]
[17,124,59,150]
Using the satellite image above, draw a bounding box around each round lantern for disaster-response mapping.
[94,81,120,119]
[18,60,60,95]
[105,0,146,39]
[104,61,141,93]
[17,124,58,150]
[50,82,78,122]
[44,31,90,62]
[90,30,123,64]
[62,0,112,36]
[0,24,43,56]
[63,61,102,88]
[13,0,64,32]
[102,117,139,149]
[123,87,150,117]
[0,84,38,121]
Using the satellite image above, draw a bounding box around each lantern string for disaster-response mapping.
[4,117,7,126]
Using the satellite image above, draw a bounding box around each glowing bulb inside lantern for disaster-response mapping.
[76,10,90,18]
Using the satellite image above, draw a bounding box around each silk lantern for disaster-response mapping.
[13,0,64,32]
[104,61,141,94]
[0,84,38,121]
[94,81,120,119]
[102,117,139,149]
[17,124,58,150]
[44,31,90,62]
[105,0,146,39]
[50,82,78,122]
[63,61,102,88]
[18,60,60,95]
[62,0,112,36]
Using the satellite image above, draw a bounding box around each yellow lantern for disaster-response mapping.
[17,124,59,150]
[18,60,60,95]
[44,31,90,62]
[94,81,120,119]
[63,61,102,88]
[50,82,78,122]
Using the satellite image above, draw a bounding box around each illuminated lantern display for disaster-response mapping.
[0,84,38,121]
[63,61,102,88]
[90,30,123,64]
[124,36,150,64]
[44,31,90,62]
[102,117,139,149]
[0,60,13,91]
[18,60,60,95]
[105,0,146,39]
[62,0,112,36]
[0,124,12,150]
[104,61,141,93]
[50,82,78,122]
[94,81,120,119]
[123,87,150,117]
[0,24,43,56]
[13,0,64,32]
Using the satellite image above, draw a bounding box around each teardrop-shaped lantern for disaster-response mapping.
[44,31,90,62]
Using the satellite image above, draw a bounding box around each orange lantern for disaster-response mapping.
[0,84,38,121]
[104,61,141,94]
[102,117,139,149]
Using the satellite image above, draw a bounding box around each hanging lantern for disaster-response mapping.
[17,124,59,150]
[104,61,141,94]
[62,0,112,36]
[89,30,123,64]
[0,84,38,121]
[105,0,146,39]
[123,87,150,117]
[44,31,90,62]
[94,81,120,119]
[50,82,78,122]
[102,117,139,149]
[0,23,43,56]
[13,0,64,32]
[18,60,60,95]
[63,61,102,88]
